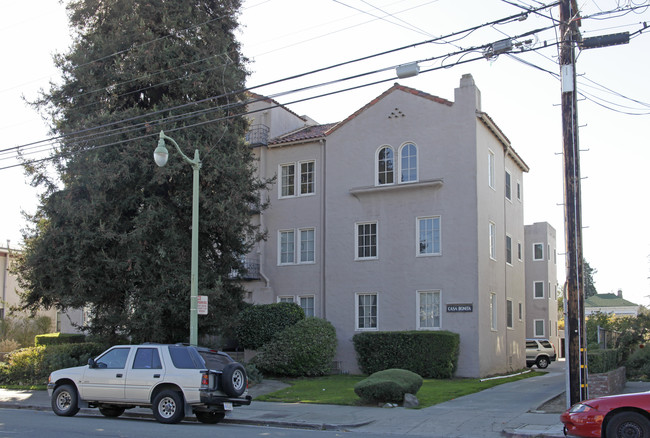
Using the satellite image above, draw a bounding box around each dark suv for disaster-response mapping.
[525,339,557,369]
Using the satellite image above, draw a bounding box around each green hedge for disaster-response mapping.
[35,333,86,346]
[626,346,650,378]
[354,369,423,403]
[587,348,619,374]
[353,331,459,378]
[253,318,337,377]
[0,342,106,385]
[235,302,305,350]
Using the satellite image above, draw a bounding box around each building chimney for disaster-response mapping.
[617,289,623,298]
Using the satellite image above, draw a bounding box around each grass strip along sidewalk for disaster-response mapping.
[255,370,543,408]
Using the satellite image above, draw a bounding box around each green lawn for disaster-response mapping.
[255,370,543,408]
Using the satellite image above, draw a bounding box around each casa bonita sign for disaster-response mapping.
[446,303,473,313]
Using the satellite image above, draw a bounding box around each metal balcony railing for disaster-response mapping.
[245,124,270,146]
[229,257,260,280]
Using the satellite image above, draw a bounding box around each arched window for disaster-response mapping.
[377,146,394,185]
[400,143,417,183]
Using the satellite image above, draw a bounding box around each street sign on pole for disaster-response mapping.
[198,295,208,316]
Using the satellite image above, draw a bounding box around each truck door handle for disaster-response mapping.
[153,374,160,378]
[116,374,123,378]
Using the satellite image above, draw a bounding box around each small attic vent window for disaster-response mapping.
[388,108,405,119]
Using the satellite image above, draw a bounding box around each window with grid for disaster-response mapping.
[418,216,441,256]
[400,143,417,183]
[377,146,394,185]
[279,230,295,264]
[300,161,314,195]
[300,228,315,263]
[356,293,378,329]
[280,164,295,197]
[418,291,441,329]
[356,222,377,259]
[300,295,315,317]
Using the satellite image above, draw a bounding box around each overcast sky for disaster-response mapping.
[1,0,649,306]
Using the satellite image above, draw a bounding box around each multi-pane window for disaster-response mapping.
[300,161,314,195]
[418,291,441,329]
[488,150,495,189]
[417,216,441,256]
[279,228,315,265]
[280,164,295,197]
[505,170,512,200]
[356,222,378,259]
[534,281,544,299]
[533,243,544,260]
[490,293,497,331]
[534,319,545,337]
[356,293,378,330]
[377,146,394,185]
[300,229,315,263]
[300,295,315,317]
[489,222,496,260]
[280,161,314,198]
[506,299,513,329]
[506,235,512,265]
[400,143,417,183]
[278,296,294,303]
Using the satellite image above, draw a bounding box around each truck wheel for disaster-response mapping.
[52,384,80,417]
[195,410,226,424]
[536,356,549,369]
[99,406,125,418]
[221,363,247,397]
[152,390,185,424]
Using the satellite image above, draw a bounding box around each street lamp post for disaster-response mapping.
[154,130,201,346]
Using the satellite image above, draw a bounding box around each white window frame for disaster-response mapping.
[533,243,544,261]
[279,161,315,198]
[489,222,497,260]
[506,234,512,265]
[277,296,294,303]
[534,319,545,337]
[278,229,295,265]
[534,281,545,299]
[417,216,441,257]
[505,170,512,201]
[490,293,497,331]
[299,228,315,264]
[299,295,315,317]
[399,142,418,183]
[488,149,495,189]
[376,145,395,186]
[417,290,441,330]
[355,293,378,330]
[355,221,378,260]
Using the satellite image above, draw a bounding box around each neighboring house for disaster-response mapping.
[585,291,640,317]
[524,222,560,350]
[241,74,530,378]
[1,245,84,335]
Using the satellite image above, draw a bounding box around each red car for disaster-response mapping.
[561,391,650,437]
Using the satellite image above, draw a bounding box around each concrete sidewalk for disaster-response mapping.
[2,361,642,438]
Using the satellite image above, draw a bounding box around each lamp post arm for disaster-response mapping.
[159,131,201,168]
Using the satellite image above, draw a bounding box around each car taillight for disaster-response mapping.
[201,373,209,388]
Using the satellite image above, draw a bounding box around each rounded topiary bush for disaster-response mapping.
[354,368,423,403]
[235,302,305,350]
[252,318,337,377]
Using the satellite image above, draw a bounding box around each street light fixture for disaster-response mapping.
[154,130,201,346]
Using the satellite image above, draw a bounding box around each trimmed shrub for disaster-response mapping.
[353,331,459,378]
[253,318,337,377]
[35,333,86,346]
[0,342,106,385]
[354,368,423,403]
[625,346,650,378]
[235,302,305,350]
[587,348,619,374]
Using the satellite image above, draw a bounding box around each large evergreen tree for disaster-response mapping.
[15,0,264,344]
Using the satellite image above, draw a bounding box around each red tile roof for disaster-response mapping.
[269,123,338,146]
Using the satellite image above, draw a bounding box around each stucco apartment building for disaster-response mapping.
[524,222,560,350]
[242,74,531,377]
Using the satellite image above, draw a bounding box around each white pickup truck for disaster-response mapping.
[47,343,251,424]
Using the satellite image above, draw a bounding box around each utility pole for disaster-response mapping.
[559,0,588,407]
